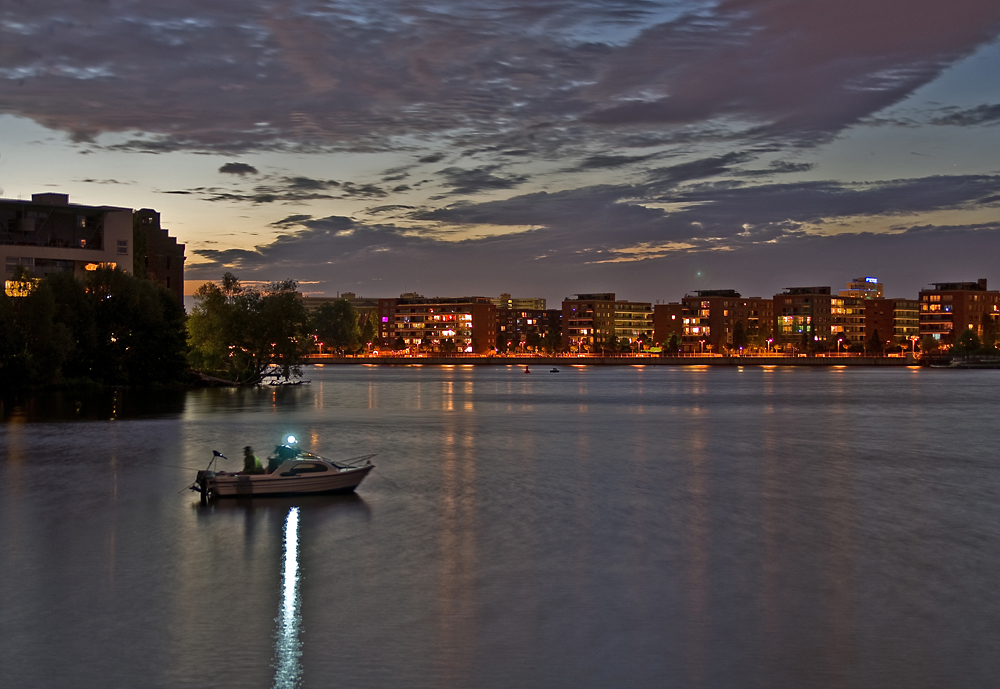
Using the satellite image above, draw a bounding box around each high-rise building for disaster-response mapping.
[918,279,1000,343]
[2,193,133,294]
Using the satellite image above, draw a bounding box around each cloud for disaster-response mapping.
[219,162,259,176]
[186,210,1000,306]
[930,103,1000,126]
[3,0,996,156]
[436,166,530,196]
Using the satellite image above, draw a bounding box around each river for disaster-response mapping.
[2,364,999,688]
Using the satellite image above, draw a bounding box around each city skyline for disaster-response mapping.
[3,1,1000,305]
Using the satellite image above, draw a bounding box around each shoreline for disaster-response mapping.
[306,355,918,367]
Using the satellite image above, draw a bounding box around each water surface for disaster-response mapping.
[2,365,999,688]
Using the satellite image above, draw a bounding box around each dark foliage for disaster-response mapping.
[0,267,187,388]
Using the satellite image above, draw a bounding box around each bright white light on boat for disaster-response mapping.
[272,507,302,689]
[286,435,296,445]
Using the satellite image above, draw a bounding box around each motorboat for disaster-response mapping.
[191,437,375,500]
[550,368,560,373]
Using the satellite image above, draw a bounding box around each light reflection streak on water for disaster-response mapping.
[272,507,302,689]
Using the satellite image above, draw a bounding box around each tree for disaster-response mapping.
[666,333,682,354]
[188,273,311,384]
[952,328,981,355]
[360,315,377,349]
[393,336,406,351]
[981,314,999,350]
[540,329,562,353]
[919,335,939,354]
[866,329,885,356]
[0,266,186,387]
[732,321,748,351]
[312,299,360,354]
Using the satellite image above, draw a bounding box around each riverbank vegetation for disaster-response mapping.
[186,273,312,385]
[0,267,187,388]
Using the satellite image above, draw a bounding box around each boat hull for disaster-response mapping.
[200,465,373,498]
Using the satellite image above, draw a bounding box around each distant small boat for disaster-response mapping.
[191,438,374,500]
[550,368,560,373]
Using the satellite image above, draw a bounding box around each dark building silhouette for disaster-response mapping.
[133,209,185,303]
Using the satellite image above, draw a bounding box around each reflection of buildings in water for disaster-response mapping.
[435,426,478,688]
[272,507,303,689]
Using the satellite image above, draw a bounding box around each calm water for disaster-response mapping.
[2,365,1000,689]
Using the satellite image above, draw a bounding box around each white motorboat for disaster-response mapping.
[192,438,375,500]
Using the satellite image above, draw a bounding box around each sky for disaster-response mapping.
[2,0,1000,305]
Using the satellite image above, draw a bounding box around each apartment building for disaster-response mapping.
[497,308,562,351]
[652,303,685,345]
[840,276,883,300]
[865,298,920,346]
[381,295,497,353]
[918,279,1000,343]
[679,290,773,351]
[561,293,652,351]
[2,193,133,294]
[491,293,547,310]
[774,286,833,348]
[133,208,185,303]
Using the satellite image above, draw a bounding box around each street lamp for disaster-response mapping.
[699,339,705,355]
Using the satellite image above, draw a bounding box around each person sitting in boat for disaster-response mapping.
[242,446,264,474]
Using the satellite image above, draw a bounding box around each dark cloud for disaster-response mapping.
[436,166,530,196]
[219,162,259,176]
[930,103,1000,126]
[270,214,313,227]
[364,205,418,215]
[187,211,1000,307]
[163,176,387,204]
[418,153,446,164]
[571,152,663,171]
[736,161,815,178]
[4,0,996,155]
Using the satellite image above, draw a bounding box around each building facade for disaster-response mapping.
[381,295,497,353]
[614,300,654,348]
[653,303,685,346]
[491,293,547,310]
[918,279,1000,343]
[839,276,883,300]
[497,308,561,351]
[679,290,773,351]
[2,193,133,294]
[562,293,617,351]
[133,208,185,303]
[774,286,833,348]
[865,298,920,346]
[831,295,866,345]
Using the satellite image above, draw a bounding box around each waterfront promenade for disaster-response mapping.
[306,353,917,366]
